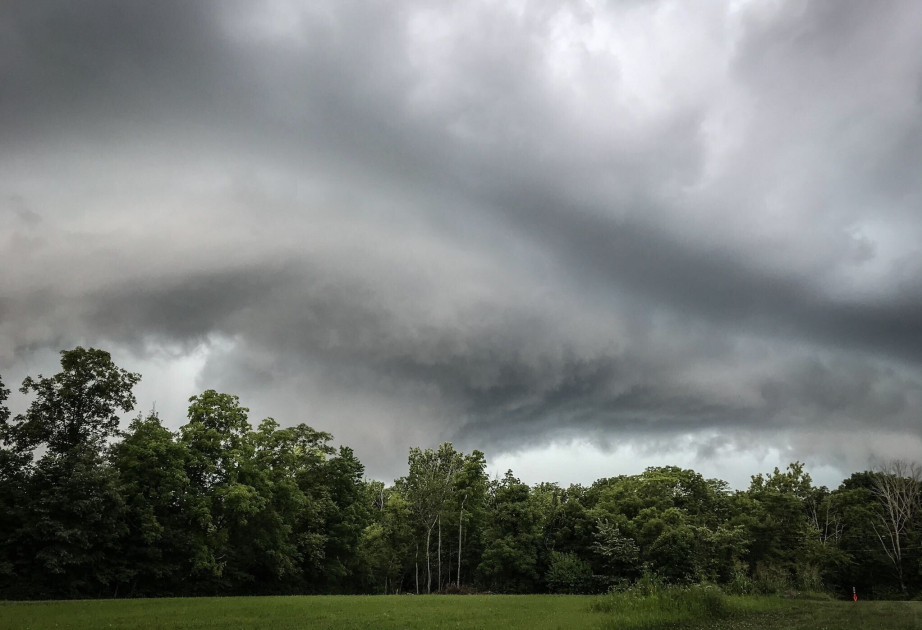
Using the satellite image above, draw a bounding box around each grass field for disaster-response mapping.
[1,594,920,630]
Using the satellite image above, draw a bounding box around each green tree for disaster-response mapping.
[478,471,541,592]
[399,444,463,593]
[529,483,597,588]
[832,472,906,598]
[7,347,140,455]
[588,466,739,585]
[314,445,372,592]
[732,462,817,590]
[450,450,488,588]
[19,445,128,598]
[254,419,371,593]
[3,350,139,599]
[593,519,641,579]
[0,376,28,587]
[546,551,593,594]
[257,420,334,590]
[359,489,413,593]
[111,411,194,596]
[179,390,265,586]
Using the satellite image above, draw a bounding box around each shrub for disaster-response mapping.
[795,565,824,593]
[723,561,755,595]
[435,584,480,595]
[752,563,793,595]
[546,552,594,594]
[591,583,729,629]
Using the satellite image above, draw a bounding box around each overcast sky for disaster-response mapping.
[2,0,920,488]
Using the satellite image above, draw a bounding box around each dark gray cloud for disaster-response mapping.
[1,0,920,482]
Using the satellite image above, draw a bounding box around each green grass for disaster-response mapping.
[592,588,922,630]
[0,594,919,630]
[592,584,737,628]
[697,599,922,630]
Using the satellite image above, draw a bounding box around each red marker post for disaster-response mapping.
[852,586,857,602]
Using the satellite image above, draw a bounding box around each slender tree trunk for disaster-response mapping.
[894,531,906,593]
[415,541,420,595]
[426,526,432,593]
[457,499,465,587]
[435,514,442,591]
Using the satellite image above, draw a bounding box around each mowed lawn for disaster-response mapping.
[1,595,920,630]
[3,596,598,630]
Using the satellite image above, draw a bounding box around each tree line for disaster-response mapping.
[1,348,920,600]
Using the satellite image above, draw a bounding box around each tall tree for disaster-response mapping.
[478,471,542,593]
[452,450,487,588]
[831,473,894,598]
[359,488,413,593]
[738,463,815,577]
[400,444,461,592]
[316,445,372,592]
[871,460,922,594]
[3,349,139,598]
[21,444,128,598]
[0,375,28,586]
[179,390,265,586]
[111,411,193,596]
[7,347,140,455]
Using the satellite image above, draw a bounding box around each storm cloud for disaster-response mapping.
[1,0,920,483]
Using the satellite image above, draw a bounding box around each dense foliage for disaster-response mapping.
[1,348,921,600]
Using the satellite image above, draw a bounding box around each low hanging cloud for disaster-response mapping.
[1,0,920,481]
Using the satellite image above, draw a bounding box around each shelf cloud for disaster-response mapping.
[2,0,920,482]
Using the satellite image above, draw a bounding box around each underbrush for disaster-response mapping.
[723,561,831,598]
[590,583,731,629]
[433,584,480,595]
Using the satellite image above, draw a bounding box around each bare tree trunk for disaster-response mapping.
[457,499,465,587]
[426,526,432,593]
[415,541,420,595]
[438,513,442,592]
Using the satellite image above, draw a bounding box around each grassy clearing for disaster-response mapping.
[0,594,920,630]
[4,596,597,630]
